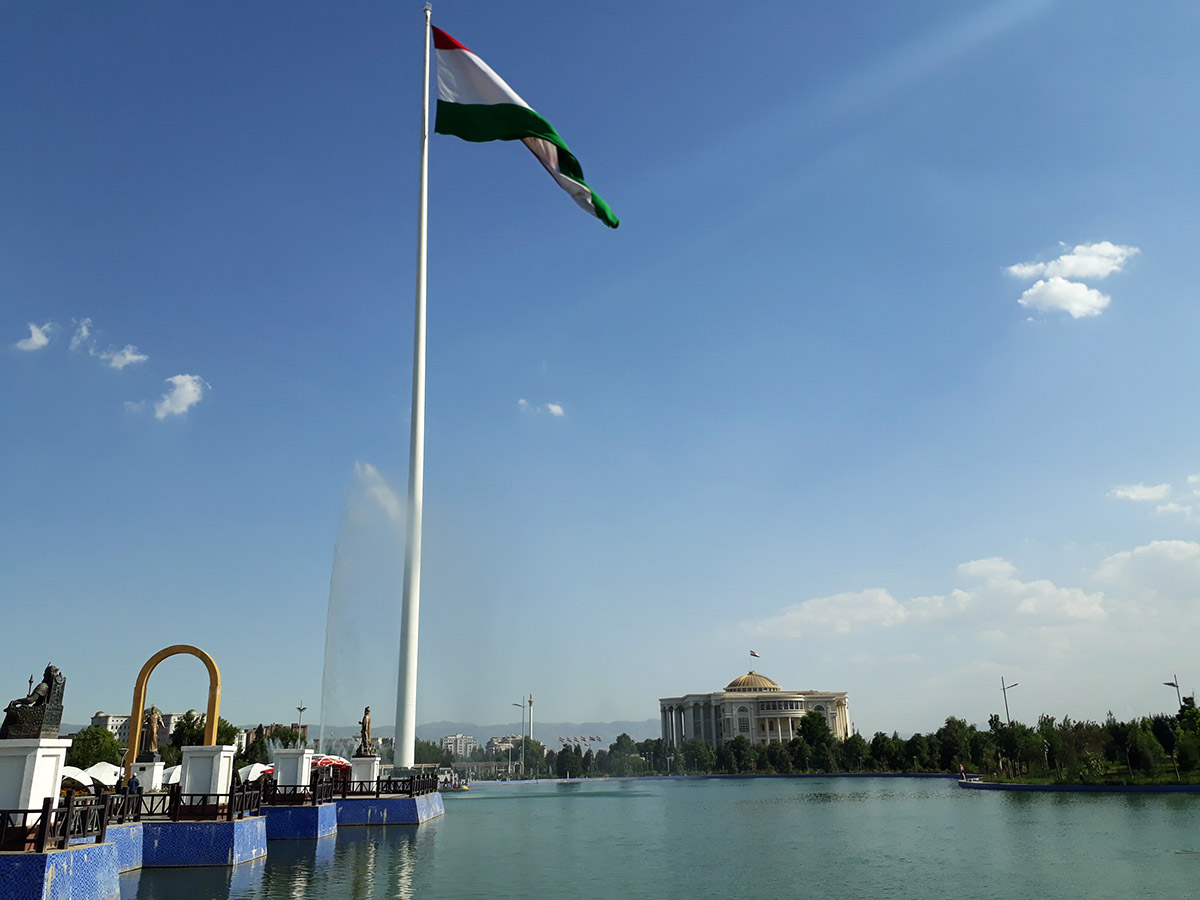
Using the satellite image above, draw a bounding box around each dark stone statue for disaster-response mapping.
[1,664,66,740]
[355,706,374,757]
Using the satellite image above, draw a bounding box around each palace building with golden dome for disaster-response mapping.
[659,671,849,748]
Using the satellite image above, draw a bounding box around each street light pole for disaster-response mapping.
[297,704,307,744]
[1164,675,1183,709]
[513,701,525,778]
[1001,676,1019,726]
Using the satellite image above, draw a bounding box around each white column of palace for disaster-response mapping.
[659,671,850,748]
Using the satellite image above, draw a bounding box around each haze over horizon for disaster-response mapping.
[4,1,1199,739]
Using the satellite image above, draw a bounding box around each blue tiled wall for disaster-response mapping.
[72,823,142,873]
[0,842,119,900]
[262,802,338,839]
[141,817,267,867]
[336,792,444,826]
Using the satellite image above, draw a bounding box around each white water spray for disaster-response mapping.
[318,462,405,751]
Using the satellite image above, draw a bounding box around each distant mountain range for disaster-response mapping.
[309,719,661,745]
[64,718,663,746]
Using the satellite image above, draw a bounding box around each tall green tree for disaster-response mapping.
[162,712,239,766]
[523,739,547,777]
[787,736,812,772]
[799,711,833,748]
[838,733,869,772]
[606,733,642,777]
[414,739,450,766]
[724,736,754,773]
[680,738,716,774]
[765,741,792,774]
[67,727,124,769]
[936,717,974,770]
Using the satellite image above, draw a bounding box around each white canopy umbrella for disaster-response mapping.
[162,765,182,785]
[60,765,94,787]
[83,762,122,786]
[238,763,273,782]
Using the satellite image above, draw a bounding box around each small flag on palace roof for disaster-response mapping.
[432,26,619,229]
[750,650,761,657]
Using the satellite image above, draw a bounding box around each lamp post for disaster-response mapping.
[513,701,525,777]
[1164,675,1183,709]
[1001,677,1019,726]
[296,704,307,745]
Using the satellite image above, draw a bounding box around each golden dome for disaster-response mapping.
[725,670,781,692]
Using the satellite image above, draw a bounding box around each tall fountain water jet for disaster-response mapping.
[319,462,405,753]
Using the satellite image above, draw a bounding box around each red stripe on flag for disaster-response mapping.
[432,26,470,52]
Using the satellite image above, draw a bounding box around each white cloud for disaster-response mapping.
[97,344,148,370]
[1094,540,1200,613]
[1155,502,1195,521]
[1008,241,1139,281]
[750,588,908,637]
[1189,475,1200,497]
[957,557,1015,580]
[154,374,207,419]
[1110,482,1171,502]
[70,318,93,351]
[1012,578,1107,621]
[123,400,147,414]
[518,398,566,417]
[15,322,53,351]
[745,556,1106,640]
[735,538,1200,733]
[1017,277,1109,318]
[956,557,1106,622]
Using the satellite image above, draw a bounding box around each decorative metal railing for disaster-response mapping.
[0,769,438,852]
[138,782,262,822]
[260,777,336,806]
[337,775,438,798]
[0,791,110,853]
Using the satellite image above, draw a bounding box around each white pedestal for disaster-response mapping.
[180,744,237,795]
[273,748,314,787]
[133,758,165,791]
[350,755,381,784]
[0,738,72,812]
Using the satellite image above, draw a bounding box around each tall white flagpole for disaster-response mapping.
[396,3,432,771]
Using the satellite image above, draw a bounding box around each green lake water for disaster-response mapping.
[125,777,1200,899]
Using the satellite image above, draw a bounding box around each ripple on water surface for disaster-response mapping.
[127,778,1200,900]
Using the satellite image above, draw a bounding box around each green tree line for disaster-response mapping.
[540,702,1200,784]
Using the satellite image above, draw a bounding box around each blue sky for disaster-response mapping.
[4,1,1199,737]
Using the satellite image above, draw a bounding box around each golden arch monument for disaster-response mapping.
[124,644,222,777]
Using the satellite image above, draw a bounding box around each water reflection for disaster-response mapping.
[332,825,425,900]
[259,835,336,899]
[130,856,265,900]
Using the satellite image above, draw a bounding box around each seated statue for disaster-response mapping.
[1,665,66,740]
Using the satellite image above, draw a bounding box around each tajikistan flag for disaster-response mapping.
[433,26,619,229]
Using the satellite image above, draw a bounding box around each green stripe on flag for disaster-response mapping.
[436,101,619,228]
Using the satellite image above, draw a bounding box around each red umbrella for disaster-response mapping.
[311,755,351,769]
